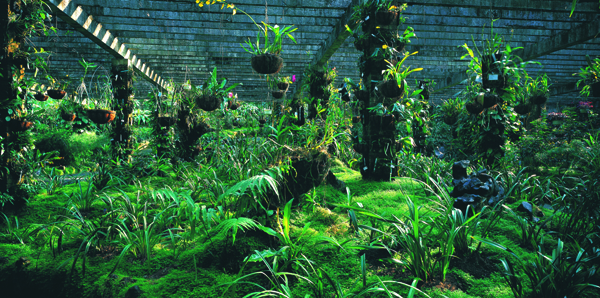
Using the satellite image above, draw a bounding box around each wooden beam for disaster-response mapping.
[291,0,361,98]
[46,0,168,92]
[434,17,600,92]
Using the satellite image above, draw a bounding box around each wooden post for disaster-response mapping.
[1,0,12,194]
[111,58,133,158]
[358,14,400,181]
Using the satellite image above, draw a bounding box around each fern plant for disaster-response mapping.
[218,167,283,217]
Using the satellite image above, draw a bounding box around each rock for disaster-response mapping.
[488,185,505,206]
[125,285,143,298]
[454,194,483,215]
[517,201,533,217]
[452,160,470,180]
[450,161,504,214]
[120,277,137,286]
[534,205,544,217]
[435,146,445,159]
[326,172,347,194]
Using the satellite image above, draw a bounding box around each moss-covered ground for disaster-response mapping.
[1,129,599,298]
[1,158,576,298]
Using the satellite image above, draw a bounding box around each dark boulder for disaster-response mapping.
[125,285,143,298]
[517,201,533,217]
[450,163,504,215]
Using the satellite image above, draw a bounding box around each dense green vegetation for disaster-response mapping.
[2,1,600,297]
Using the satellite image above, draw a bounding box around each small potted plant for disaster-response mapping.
[87,93,116,125]
[380,51,423,98]
[242,22,297,75]
[440,97,464,125]
[8,109,34,132]
[275,76,292,91]
[33,90,48,102]
[528,74,551,105]
[417,80,436,100]
[226,93,240,110]
[47,75,70,100]
[465,92,484,115]
[512,87,532,115]
[58,96,78,122]
[575,55,600,97]
[195,67,241,112]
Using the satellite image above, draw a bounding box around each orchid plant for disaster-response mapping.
[197,67,241,98]
[241,22,297,56]
[194,1,297,56]
[382,51,423,88]
[574,55,600,97]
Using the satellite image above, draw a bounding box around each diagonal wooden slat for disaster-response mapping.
[291,0,361,98]
[46,0,168,92]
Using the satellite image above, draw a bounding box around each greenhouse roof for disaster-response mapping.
[31,0,600,105]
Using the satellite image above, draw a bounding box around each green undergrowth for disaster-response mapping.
[1,161,591,298]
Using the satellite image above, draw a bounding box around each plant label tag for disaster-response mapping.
[488,74,499,81]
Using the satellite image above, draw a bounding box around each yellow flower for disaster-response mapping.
[389,5,397,11]
[199,3,203,7]
[196,0,199,2]
[227,4,234,8]
[382,45,388,49]
[221,3,224,9]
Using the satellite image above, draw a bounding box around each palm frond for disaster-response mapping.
[213,217,261,244]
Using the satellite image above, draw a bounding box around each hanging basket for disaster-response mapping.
[272,90,286,99]
[47,89,66,100]
[87,109,116,124]
[251,54,284,75]
[10,120,33,132]
[196,94,222,112]
[466,101,484,115]
[514,103,532,115]
[378,80,405,98]
[482,93,500,108]
[34,93,49,102]
[61,112,76,122]
[277,82,289,91]
[443,114,457,125]
[530,95,548,105]
[158,116,176,127]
